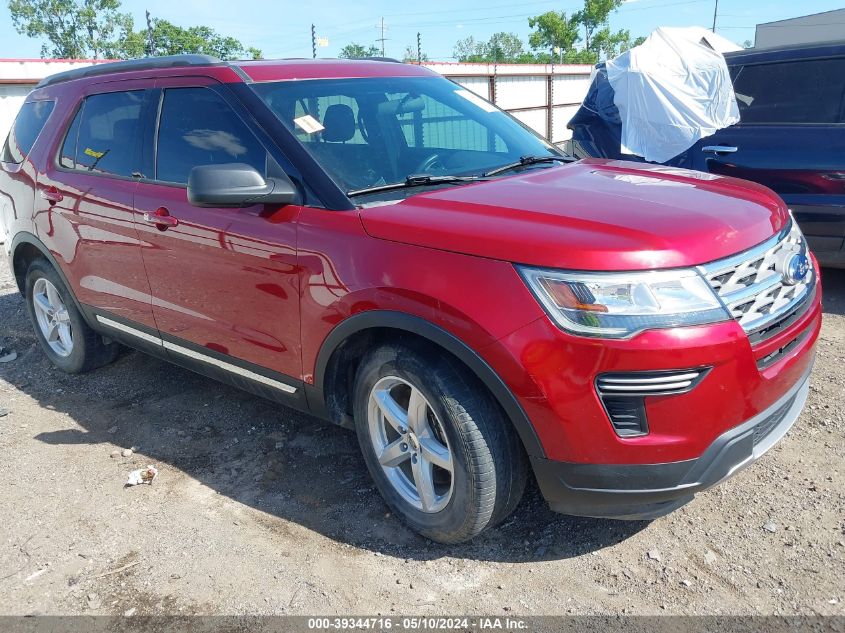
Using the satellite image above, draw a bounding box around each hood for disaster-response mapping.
[359,159,789,271]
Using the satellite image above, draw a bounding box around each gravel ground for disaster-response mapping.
[0,255,843,617]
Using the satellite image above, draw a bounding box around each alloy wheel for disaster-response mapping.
[32,277,74,357]
[367,376,454,513]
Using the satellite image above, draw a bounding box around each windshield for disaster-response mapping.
[251,75,561,195]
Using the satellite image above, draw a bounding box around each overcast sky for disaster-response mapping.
[1,0,844,61]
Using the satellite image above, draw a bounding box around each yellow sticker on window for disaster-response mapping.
[83,147,105,159]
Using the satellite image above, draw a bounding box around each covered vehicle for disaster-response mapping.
[570,34,845,268]
[570,26,740,164]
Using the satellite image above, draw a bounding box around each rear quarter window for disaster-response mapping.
[1,100,55,164]
[732,58,845,124]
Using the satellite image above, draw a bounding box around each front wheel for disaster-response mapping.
[353,342,526,543]
[24,258,120,374]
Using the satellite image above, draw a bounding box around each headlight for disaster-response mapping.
[518,266,730,338]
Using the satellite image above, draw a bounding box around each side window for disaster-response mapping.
[732,59,845,124]
[59,90,144,177]
[1,100,55,164]
[156,87,267,185]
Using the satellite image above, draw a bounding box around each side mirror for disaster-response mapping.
[187,163,299,208]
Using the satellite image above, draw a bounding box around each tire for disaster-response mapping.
[24,258,120,374]
[353,341,527,543]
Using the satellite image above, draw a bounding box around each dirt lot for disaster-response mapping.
[0,255,843,617]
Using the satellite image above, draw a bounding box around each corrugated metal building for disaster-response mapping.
[0,59,109,143]
[755,9,845,48]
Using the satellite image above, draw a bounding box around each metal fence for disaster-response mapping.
[423,62,594,145]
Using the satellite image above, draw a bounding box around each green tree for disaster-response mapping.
[339,42,380,59]
[528,1,639,64]
[453,35,483,61]
[9,0,262,60]
[527,11,581,60]
[115,17,261,60]
[591,28,644,60]
[402,44,429,63]
[486,32,525,62]
[453,32,529,63]
[9,0,130,58]
[572,0,623,54]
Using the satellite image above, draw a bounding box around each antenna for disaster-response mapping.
[311,24,317,59]
[712,0,719,32]
[376,17,388,57]
[417,32,421,64]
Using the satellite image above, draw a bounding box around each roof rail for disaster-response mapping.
[35,54,222,88]
[362,57,403,63]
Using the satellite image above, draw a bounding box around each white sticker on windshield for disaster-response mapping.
[294,114,325,134]
[454,89,497,113]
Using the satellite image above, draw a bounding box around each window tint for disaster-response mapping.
[60,91,143,176]
[732,59,845,124]
[1,100,55,164]
[156,88,267,185]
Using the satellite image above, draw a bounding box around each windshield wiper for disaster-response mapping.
[347,174,485,198]
[483,154,574,177]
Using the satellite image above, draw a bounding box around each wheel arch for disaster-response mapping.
[310,310,546,458]
[10,233,88,321]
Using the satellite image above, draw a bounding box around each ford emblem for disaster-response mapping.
[783,252,810,286]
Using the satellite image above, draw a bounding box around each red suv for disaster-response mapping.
[1,55,822,543]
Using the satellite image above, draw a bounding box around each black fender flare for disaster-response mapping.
[312,310,546,458]
[9,232,91,324]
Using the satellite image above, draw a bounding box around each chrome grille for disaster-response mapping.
[699,221,814,334]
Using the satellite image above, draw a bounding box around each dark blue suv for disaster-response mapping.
[570,41,845,268]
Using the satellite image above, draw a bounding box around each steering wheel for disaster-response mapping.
[357,110,370,144]
[413,153,448,175]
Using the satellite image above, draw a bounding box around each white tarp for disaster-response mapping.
[606,26,741,163]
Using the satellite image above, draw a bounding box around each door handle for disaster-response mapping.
[142,207,179,230]
[702,145,738,154]
[39,186,63,203]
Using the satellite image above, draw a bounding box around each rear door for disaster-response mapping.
[133,77,302,387]
[36,83,157,330]
[690,57,845,263]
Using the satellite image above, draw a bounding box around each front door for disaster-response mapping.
[134,78,302,388]
[690,56,845,261]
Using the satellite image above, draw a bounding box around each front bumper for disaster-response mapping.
[531,360,812,520]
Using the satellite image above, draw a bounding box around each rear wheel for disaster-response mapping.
[24,258,120,374]
[353,342,527,543]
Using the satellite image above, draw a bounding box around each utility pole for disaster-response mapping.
[145,10,155,57]
[712,0,719,32]
[416,32,421,64]
[376,17,387,57]
[311,24,317,59]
